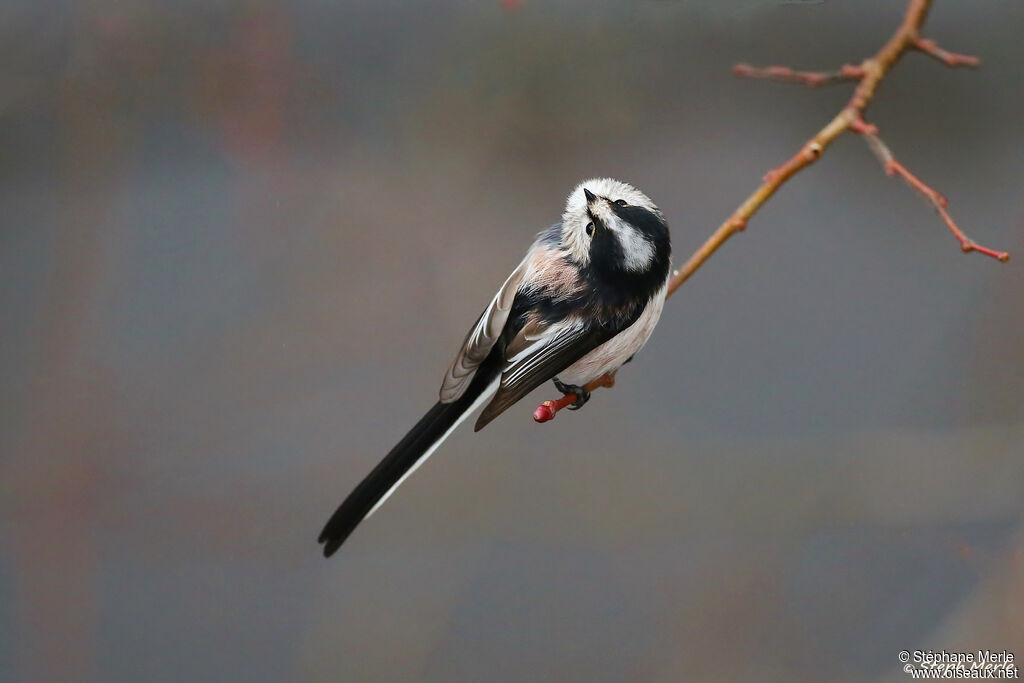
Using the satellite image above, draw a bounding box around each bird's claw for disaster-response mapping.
[553,378,590,410]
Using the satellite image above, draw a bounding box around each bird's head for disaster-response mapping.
[560,178,671,280]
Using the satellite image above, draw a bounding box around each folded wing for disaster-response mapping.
[439,259,526,403]
[473,316,618,431]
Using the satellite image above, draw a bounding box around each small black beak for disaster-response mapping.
[583,188,596,202]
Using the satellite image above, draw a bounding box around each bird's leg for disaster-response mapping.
[534,373,616,423]
[552,378,590,410]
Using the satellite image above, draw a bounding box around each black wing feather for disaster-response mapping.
[474,324,612,431]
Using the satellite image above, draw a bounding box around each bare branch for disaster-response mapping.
[533,0,1007,422]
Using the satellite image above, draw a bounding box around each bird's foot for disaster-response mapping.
[553,378,590,410]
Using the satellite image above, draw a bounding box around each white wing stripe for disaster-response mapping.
[504,323,583,386]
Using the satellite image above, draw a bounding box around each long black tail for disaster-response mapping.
[318,361,499,557]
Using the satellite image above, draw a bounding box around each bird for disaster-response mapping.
[318,178,672,556]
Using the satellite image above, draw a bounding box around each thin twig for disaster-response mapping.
[913,37,981,68]
[854,123,1009,261]
[733,63,864,87]
[534,0,1007,423]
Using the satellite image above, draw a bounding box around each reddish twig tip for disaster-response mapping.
[914,38,981,68]
[533,401,559,423]
[962,242,1010,262]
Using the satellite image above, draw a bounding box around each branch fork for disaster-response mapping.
[533,0,1007,423]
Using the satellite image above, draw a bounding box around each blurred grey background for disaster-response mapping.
[1,0,1023,681]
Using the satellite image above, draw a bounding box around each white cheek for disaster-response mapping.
[615,226,655,271]
[587,202,655,271]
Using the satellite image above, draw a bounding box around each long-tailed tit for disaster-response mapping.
[318,178,672,556]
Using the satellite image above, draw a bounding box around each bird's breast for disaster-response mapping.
[557,281,668,386]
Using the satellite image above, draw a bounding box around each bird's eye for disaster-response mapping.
[585,222,595,236]
[613,199,628,207]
